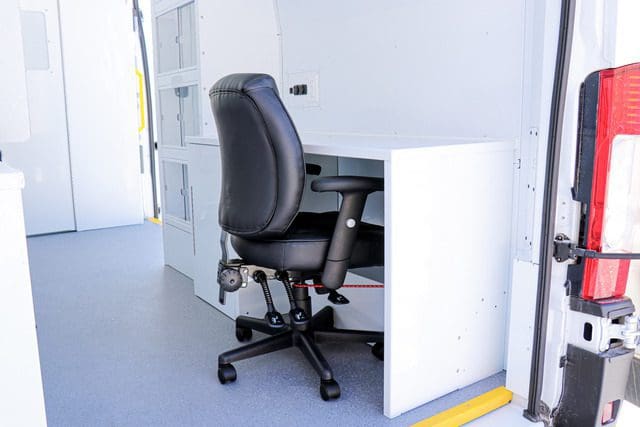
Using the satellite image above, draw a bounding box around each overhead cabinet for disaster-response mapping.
[156,2,197,73]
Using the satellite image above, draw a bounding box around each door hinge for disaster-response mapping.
[611,315,640,350]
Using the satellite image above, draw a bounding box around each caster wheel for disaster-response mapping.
[320,380,341,401]
[372,343,384,361]
[235,326,252,342]
[218,364,237,384]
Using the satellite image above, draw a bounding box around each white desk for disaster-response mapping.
[302,133,515,417]
[189,133,515,418]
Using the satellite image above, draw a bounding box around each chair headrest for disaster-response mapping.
[209,73,278,96]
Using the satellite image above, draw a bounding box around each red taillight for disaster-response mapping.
[582,63,640,300]
[601,401,614,425]
[601,400,620,425]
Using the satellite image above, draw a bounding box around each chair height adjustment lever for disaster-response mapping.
[253,271,285,328]
[275,271,309,328]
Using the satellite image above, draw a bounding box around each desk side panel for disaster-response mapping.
[384,143,515,417]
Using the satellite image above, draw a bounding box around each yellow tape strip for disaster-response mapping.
[412,387,513,427]
[147,217,161,225]
[136,69,146,133]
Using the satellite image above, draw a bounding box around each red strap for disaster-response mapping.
[292,283,384,289]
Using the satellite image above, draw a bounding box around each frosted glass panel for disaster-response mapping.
[159,88,181,146]
[180,85,200,140]
[156,10,179,73]
[156,3,196,73]
[162,161,189,221]
[179,2,197,68]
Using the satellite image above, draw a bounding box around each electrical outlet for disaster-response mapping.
[285,71,319,108]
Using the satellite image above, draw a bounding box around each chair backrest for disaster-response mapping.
[209,74,305,238]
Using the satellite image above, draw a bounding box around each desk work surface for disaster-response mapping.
[299,132,514,160]
[187,133,514,160]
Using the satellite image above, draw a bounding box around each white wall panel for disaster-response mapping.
[277,0,525,140]
[58,0,144,230]
[0,0,30,143]
[0,0,76,235]
[198,0,281,137]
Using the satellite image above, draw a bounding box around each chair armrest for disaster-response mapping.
[311,176,384,193]
[311,176,384,290]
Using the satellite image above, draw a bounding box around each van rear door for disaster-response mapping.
[524,1,640,426]
[551,62,640,427]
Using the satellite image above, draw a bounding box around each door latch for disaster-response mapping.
[553,234,640,263]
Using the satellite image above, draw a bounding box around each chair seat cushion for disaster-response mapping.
[230,212,384,272]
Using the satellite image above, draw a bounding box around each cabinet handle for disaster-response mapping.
[190,185,196,255]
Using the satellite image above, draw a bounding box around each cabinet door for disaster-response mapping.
[189,143,231,311]
[159,88,181,146]
[155,2,197,74]
[161,160,189,222]
[178,2,197,69]
[180,85,200,142]
[159,85,199,148]
[155,9,179,73]
[189,142,290,319]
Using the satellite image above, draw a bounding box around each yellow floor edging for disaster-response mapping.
[147,217,162,225]
[411,386,513,427]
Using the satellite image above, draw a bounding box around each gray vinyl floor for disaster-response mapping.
[28,222,505,427]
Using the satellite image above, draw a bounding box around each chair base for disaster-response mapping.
[217,305,384,400]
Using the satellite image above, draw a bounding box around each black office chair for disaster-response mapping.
[209,74,384,400]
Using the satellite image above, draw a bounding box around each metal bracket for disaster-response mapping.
[218,231,230,304]
[219,231,229,263]
[610,316,640,350]
[553,234,640,263]
[566,310,639,354]
[217,257,279,304]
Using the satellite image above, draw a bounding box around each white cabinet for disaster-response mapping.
[188,138,291,319]
[152,0,200,278]
[188,139,223,308]
[0,164,46,427]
